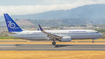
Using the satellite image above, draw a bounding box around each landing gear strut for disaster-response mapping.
[92,39,94,43]
[52,39,56,45]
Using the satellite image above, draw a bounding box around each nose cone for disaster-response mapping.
[99,33,103,37]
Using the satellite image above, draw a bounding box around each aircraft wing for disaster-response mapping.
[38,25,61,39]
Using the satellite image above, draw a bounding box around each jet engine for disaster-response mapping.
[60,36,71,42]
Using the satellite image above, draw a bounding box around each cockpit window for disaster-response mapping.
[96,32,99,33]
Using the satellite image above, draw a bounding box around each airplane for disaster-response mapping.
[4,13,103,45]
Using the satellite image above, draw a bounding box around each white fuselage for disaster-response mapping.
[8,30,103,40]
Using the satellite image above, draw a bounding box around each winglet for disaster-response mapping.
[38,24,44,31]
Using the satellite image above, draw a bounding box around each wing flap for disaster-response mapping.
[38,25,61,39]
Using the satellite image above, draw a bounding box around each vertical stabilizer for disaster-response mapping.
[4,13,22,32]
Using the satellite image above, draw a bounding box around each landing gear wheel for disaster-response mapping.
[92,39,94,43]
[92,40,94,43]
[52,42,56,45]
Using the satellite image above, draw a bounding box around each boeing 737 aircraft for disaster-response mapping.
[4,13,103,45]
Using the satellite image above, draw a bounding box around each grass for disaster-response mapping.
[0,36,16,39]
[0,41,105,44]
[0,39,105,40]
[0,39,25,40]
[0,51,105,59]
[0,39,105,44]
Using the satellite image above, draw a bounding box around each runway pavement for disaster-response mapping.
[0,44,105,51]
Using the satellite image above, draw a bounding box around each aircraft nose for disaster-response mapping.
[99,33,103,37]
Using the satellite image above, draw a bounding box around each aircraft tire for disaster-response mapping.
[52,42,56,45]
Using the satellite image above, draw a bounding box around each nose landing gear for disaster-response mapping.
[92,39,94,43]
[92,39,97,43]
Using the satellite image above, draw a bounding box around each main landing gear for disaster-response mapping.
[52,39,56,45]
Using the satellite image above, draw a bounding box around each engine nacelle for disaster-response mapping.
[61,36,71,42]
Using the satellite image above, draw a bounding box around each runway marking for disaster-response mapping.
[0,46,16,47]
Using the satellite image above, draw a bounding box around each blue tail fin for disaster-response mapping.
[4,13,22,32]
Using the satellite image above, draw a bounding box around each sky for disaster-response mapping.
[0,0,105,16]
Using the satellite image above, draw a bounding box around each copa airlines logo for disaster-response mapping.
[8,21,15,29]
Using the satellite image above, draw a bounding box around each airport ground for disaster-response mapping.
[0,39,105,44]
[0,39,105,59]
[0,51,105,59]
